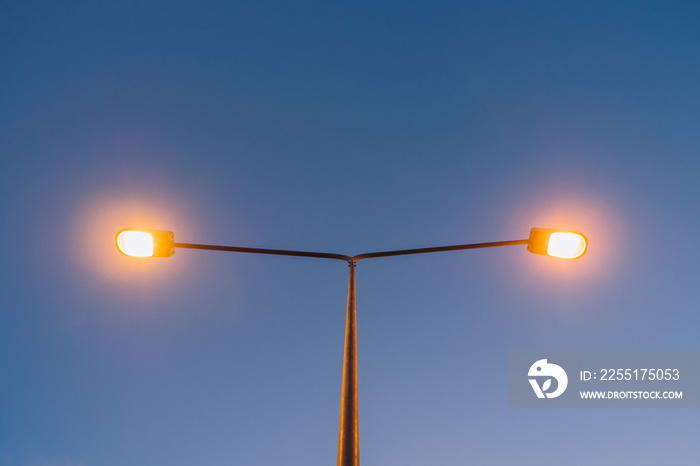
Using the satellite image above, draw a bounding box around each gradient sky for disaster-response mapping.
[2,1,699,465]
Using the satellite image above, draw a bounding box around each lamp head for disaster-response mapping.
[528,228,588,259]
[116,229,175,257]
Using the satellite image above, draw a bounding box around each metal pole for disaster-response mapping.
[337,260,359,466]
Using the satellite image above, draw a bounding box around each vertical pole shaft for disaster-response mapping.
[337,261,359,466]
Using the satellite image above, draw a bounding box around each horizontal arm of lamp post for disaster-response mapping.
[173,242,353,262]
[352,239,529,261]
[172,239,530,264]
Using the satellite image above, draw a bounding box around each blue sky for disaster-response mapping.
[1,1,699,465]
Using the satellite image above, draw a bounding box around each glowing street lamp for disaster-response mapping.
[116,229,175,258]
[115,226,587,466]
[527,227,588,259]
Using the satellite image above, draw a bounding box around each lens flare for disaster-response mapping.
[116,230,154,257]
[547,232,587,259]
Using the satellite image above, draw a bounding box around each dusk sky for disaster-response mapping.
[2,1,699,465]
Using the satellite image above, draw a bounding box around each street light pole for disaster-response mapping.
[115,227,588,466]
[337,261,359,466]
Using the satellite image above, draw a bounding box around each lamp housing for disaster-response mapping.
[116,229,175,257]
[527,228,588,259]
